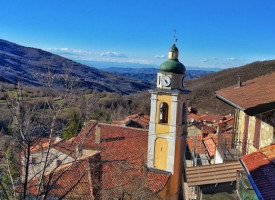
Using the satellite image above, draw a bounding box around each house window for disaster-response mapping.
[159,102,169,124]
[56,160,62,167]
[32,157,36,164]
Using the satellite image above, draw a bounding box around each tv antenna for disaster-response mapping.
[174,29,178,44]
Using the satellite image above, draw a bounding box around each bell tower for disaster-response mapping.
[147,43,190,199]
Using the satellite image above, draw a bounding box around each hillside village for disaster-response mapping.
[0,43,274,200]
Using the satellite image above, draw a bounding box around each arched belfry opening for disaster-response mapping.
[159,102,169,124]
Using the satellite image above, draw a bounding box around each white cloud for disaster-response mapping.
[45,47,155,65]
[100,51,127,58]
[201,57,218,63]
[199,56,248,68]
[226,57,237,61]
[154,55,165,59]
[46,47,88,55]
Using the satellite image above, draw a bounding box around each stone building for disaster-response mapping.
[216,72,275,155]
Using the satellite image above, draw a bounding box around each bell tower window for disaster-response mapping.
[182,103,186,125]
[159,102,169,124]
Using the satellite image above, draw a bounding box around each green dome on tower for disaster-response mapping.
[159,44,185,74]
[169,44,178,52]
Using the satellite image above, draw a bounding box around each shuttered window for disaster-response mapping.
[242,114,249,155]
[253,117,261,149]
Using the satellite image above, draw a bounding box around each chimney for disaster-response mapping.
[216,125,220,134]
[95,125,101,144]
[237,75,242,88]
[88,153,102,198]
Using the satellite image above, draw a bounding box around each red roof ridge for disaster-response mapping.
[216,72,275,114]
[96,120,149,132]
[43,151,100,177]
[147,167,172,175]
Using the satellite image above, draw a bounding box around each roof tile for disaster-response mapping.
[241,144,275,199]
[216,73,275,111]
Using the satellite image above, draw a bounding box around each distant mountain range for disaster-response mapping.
[77,60,221,72]
[0,39,216,94]
[0,39,153,94]
[1,39,274,115]
[101,67,213,83]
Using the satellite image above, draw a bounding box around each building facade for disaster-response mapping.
[216,73,275,155]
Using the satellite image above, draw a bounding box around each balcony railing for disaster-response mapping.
[217,133,252,160]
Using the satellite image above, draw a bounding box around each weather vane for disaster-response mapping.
[174,29,178,44]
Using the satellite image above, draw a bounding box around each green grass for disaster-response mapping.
[82,93,94,98]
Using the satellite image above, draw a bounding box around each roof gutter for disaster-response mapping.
[239,159,264,200]
[215,93,245,111]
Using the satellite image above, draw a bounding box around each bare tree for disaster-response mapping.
[0,66,97,199]
[0,68,164,200]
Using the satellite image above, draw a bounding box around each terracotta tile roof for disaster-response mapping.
[18,152,99,199]
[42,154,99,199]
[186,138,194,152]
[203,137,216,158]
[194,122,216,134]
[216,73,275,115]
[241,144,275,199]
[215,120,233,133]
[20,137,63,155]
[145,168,171,193]
[199,114,224,123]
[188,113,203,122]
[112,113,150,128]
[23,138,78,159]
[187,133,234,155]
[74,120,171,198]
[187,135,207,154]
[188,113,230,126]
[51,140,79,158]
[19,120,171,198]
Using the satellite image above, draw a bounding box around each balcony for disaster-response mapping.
[217,132,252,160]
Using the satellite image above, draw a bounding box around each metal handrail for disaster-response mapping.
[217,133,254,160]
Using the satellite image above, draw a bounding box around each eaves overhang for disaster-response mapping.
[245,101,275,116]
[216,93,275,116]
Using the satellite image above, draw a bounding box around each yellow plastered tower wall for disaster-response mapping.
[147,44,190,199]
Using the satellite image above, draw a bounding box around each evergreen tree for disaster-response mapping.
[62,110,83,140]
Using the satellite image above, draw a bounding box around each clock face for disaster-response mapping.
[161,76,171,87]
[182,78,186,88]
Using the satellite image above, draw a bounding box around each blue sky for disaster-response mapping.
[1,0,275,69]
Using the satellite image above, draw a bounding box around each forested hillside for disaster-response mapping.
[186,60,275,114]
[0,39,153,94]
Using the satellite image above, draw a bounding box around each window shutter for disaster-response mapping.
[242,114,249,155]
[253,117,261,149]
